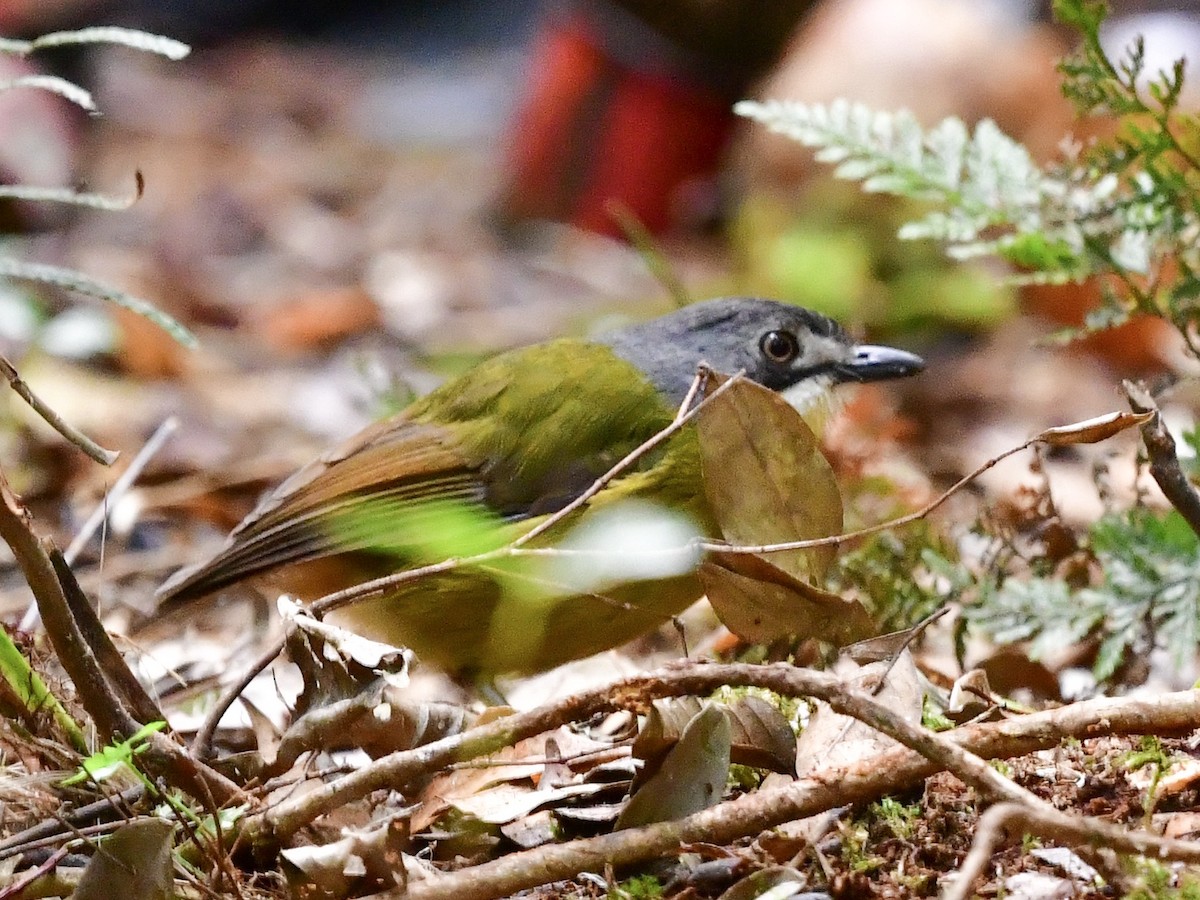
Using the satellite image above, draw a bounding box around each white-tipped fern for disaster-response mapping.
[737,0,1200,353]
[0,26,194,461]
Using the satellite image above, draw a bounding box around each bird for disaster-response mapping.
[157,297,923,677]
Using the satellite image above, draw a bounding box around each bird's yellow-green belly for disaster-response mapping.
[327,569,704,675]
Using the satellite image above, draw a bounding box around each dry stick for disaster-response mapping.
[508,409,1149,566]
[0,353,118,465]
[696,436,1035,557]
[191,633,288,760]
[0,470,244,807]
[0,469,138,739]
[382,667,1200,900]
[834,677,1200,897]
[50,550,164,726]
[0,785,144,860]
[268,688,472,778]
[0,844,72,898]
[66,416,179,565]
[411,673,1047,900]
[946,800,1200,900]
[21,415,177,631]
[1124,380,1200,538]
[251,662,1200,850]
[504,437,1037,569]
[606,199,693,311]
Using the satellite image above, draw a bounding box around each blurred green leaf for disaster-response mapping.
[63,721,167,786]
[326,496,509,563]
[0,628,85,750]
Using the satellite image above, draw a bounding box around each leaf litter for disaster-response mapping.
[2,20,1200,900]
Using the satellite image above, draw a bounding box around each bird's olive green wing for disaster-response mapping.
[157,340,679,604]
[155,418,483,602]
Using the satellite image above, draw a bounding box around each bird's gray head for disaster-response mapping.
[599,297,924,411]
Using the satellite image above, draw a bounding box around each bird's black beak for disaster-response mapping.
[835,344,925,383]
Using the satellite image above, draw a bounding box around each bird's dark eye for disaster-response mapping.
[759,330,800,363]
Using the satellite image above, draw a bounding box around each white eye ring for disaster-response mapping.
[759,330,799,363]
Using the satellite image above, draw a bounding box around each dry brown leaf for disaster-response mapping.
[254,285,380,354]
[794,651,922,778]
[844,625,923,663]
[697,373,843,583]
[633,696,796,776]
[280,819,406,897]
[448,781,611,825]
[700,551,873,646]
[74,819,174,900]
[413,726,612,832]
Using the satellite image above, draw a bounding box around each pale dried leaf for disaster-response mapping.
[633,696,796,775]
[794,653,922,777]
[717,866,811,900]
[616,704,731,829]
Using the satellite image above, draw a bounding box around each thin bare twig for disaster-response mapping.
[0,785,144,860]
[0,170,144,211]
[512,366,730,547]
[0,469,244,807]
[606,200,693,310]
[67,416,179,565]
[695,437,1036,556]
[191,633,287,760]
[0,353,118,465]
[0,469,135,739]
[381,667,1200,900]
[509,408,1147,563]
[20,416,179,631]
[503,437,1033,565]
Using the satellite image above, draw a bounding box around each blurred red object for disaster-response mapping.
[498,11,735,237]
[498,0,814,238]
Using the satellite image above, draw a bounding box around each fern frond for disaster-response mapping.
[0,27,189,60]
[737,93,1200,345]
[0,260,196,349]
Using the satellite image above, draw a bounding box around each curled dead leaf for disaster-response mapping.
[946,668,997,724]
[1036,410,1153,446]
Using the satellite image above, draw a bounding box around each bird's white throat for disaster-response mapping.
[781,373,835,416]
